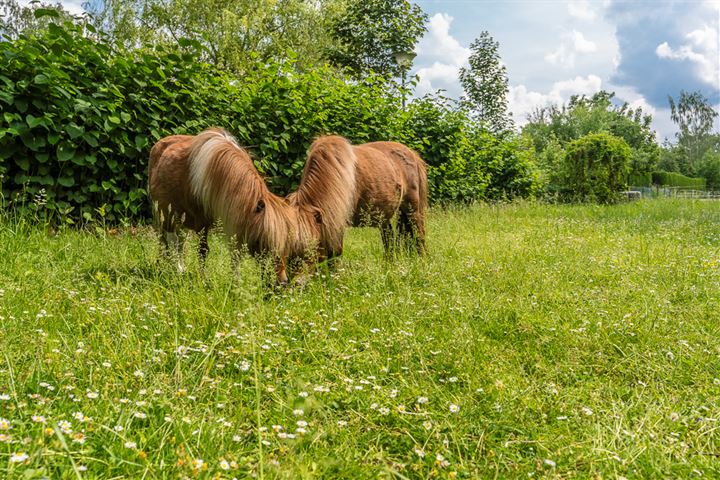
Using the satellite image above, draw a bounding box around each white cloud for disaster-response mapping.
[656,24,720,88]
[545,30,597,68]
[414,13,471,96]
[19,0,85,16]
[568,1,597,21]
[509,74,603,124]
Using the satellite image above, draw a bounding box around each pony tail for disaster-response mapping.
[415,151,429,216]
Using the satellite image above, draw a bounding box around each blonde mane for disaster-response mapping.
[289,136,357,255]
[187,128,294,256]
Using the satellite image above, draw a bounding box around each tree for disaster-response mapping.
[667,90,719,175]
[459,31,511,133]
[0,0,73,38]
[522,91,659,183]
[328,0,427,79]
[562,133,631,203]
[85,0,345,74]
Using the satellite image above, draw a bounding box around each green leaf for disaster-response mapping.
[65,122,84,139]
[57,176,75,187]
[57,142,76,162]
[34,8,61,18]
[120,112,131,123]
[33,74,49,85]
[26,114,46,129]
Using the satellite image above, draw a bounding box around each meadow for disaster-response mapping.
[0,199,719,479]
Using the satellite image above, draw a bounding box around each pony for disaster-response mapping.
[349,141,428,256]
[148,128,356,283]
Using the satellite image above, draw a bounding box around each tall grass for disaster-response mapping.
[0,199,719,478]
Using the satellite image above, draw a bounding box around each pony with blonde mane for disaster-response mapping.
[148,128,356,283]
[350,141,428,255]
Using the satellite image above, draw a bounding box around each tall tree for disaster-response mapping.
[667,90,719,174]
[0,0,73,38]
[328,0,427,79]
[459,31,511,132]
[85,0,345,74]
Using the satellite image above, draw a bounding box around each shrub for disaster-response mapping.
[651,171,706,189]
[562,133,631,203]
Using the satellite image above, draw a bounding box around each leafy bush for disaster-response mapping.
[628,172,652,187]
[562,133,631,203]
[651,171,706,189]
[0,16,542,222]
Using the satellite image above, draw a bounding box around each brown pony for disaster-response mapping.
[350,141,428,255]
[148,128,356,283]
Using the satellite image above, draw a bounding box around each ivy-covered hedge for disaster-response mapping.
[651,171,706,189]
[562,133,631,203]
[0,17,542,222]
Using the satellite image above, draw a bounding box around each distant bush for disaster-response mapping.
[628,172,652,187]
[651,171,706,189]
[562,133,631,203]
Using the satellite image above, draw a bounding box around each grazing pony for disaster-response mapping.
[350,141,427,255]
[148,128,356,283]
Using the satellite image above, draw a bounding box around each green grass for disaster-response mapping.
[1,199,720,479]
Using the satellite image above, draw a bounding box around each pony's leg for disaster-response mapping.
[165,230,186,272]
[197,228,210,272]
[399,208,426,255]
[380,222,396,259]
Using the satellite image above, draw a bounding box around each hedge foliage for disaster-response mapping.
[651,171,706,189]
[0,17,542,222]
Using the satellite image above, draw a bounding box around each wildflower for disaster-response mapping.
[378,407,390,415]
[581,406,594,416]
[31,415,46,424]
[72,432,86,444]
[134,370,144,378]
[124,441,137,449]
[0,394,10,401]
[114,425,124,432]
[423,421,433,430]
[58,420,72,434]
[9,452,28,463]
[239,360,251,372]
[293,409,304,416]
[191,458,205,470]
[232,435,242,442]
[86,392,99,399]
[296,420,308,428]
[272,425,283,433]
[0,418,11,430]
[435,453,450,468]
[0,434,10,442]
[544,459,556,468]
[413,447,425,457]
[219,459,231,470]
[397,404,407,413]
[102,362,112,368]
[337,420,348,427]
[669,412,680,422]
[416,396,429,404]
[449,404,460,413]
[298,391,308,398]
[133,412,147,419]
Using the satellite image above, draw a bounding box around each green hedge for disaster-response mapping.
[0,18,542,222]
[651,171,706,189]
[628,172,652,187]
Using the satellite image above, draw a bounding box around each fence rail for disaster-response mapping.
[626,186,720,200]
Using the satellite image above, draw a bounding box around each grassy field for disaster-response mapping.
[1,199,719,479]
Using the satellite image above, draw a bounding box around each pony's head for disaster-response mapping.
[289,135,357,261]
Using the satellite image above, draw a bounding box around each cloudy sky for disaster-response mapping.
[413,0,720,140]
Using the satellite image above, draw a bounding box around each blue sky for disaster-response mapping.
[413,0,720,140]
